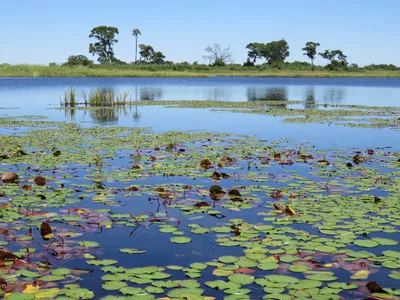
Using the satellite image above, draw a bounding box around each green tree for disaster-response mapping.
[139,44,155,62]
[132,28,141,63]
[203,44,233,66]
[245,42,265,64]
[64,55,93,66]
[263,40,290,65]
[139,44,166,64]
[152,51,166,64]
[302,41,320,70]
[246,40,289,65]
[319,49,348,70]
[89,26,119,64]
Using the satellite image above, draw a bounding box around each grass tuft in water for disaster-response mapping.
[61,87,76,107]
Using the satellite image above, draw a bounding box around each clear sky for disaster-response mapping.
[2,0,399,66]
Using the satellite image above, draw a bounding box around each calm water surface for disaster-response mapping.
[1,77,399,149]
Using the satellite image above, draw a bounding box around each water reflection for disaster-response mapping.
[140,87,163,100]
[305,87,317,109]
[64,106,142,125]
[206,87,231,101]
[130,105,141,122]
[323,87,345,104]
[247,87,288,102]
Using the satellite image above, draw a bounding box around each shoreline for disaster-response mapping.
[1,66,400,78]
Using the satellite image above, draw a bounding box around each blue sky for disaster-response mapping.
[2,0,399,66]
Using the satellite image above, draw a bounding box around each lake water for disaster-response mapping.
[1,77,400,149]
[1,77,400,299]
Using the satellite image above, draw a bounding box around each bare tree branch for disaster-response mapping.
[203,44,233,66]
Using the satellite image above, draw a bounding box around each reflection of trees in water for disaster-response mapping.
[323,87,345,104]
[140,87,163,100]
[130,105,141,122]
[89,108,121,125]
[247,87,288,107]
[305,87,317,109]
[89,106,142,124]
[207,87,231,101]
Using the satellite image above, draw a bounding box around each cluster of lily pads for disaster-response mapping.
[0,117,399,299]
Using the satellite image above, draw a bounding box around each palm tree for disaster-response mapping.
[132,28,141,63]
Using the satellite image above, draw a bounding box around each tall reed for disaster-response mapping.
[61,87,76,107]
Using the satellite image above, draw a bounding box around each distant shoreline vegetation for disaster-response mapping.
[1,25,400,78]
[1,63,400,78]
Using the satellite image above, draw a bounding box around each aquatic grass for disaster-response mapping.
[61,88,132,108]
[60,87,76,107]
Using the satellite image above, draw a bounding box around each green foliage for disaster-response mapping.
[245,42,265,63]
[61,87,76,107]
[89,26,119,64]
[139,44,166,64]
[302,41,320,70]
[364,63,399,71]
[85,88,129,107]
[246,40,290,65]
[263,40,290,65]
[64,55,93,67]
[319,49,348,70]
[1,63,400,78]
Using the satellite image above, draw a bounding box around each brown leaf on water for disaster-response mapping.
[125,186,139,192]
[71,269,94,275]
[34,175,46,186]
[271,189,283,199]
[285,205,296,216]
[1,172,18,183]
[0,250,17,261]
[200,158,212,169]
[366,282,387,294]
[154,187,165,193]
[273,203,285,212]
[228,189,242,197]
[212,171,222,180]
[318,159,330,165]
[21,185,32,191]
[40,222,52,240]
[0,277,7,287]
[234,267,255,274]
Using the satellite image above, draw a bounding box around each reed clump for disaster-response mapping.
[61,87,76,107]
[62,88,131,107]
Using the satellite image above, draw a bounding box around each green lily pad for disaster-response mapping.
[265,275,300,284]
[170,236,191,244]
[228,274,255,285]
[102,281,128,290]
[219,256,239,263]
[353,239,380,248]
[79,241,99,248]
[289,264,310,273]
[65,287,95,299]
[119,248,146,254]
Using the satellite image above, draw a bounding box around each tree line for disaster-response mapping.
[63,25,399,71]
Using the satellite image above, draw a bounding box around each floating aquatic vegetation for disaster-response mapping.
[0,116,399,299]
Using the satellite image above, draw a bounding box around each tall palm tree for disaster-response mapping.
[132,28,141,63]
